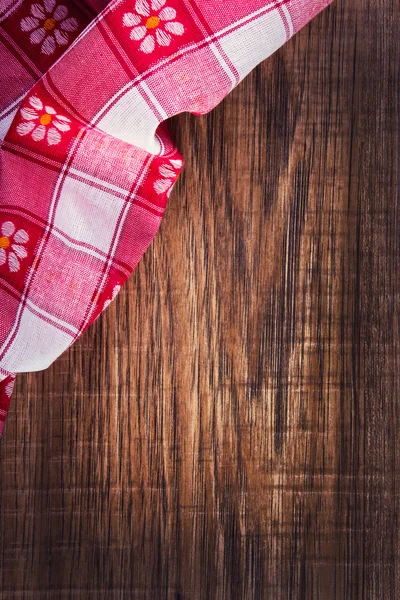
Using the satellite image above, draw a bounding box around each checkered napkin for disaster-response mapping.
[0,0,332,436]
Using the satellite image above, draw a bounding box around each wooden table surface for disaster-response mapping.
[1,0,399,598]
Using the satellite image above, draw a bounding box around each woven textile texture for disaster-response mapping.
[0,0,332,436]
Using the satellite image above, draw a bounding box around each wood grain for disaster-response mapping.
[1,0,399,597]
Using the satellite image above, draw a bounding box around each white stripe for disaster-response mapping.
[50,226,111,262]
[1,139,65,169]
[181,0,237,87]
[217,10,286,81]
[0,94,24,119]
[0,107,17,142]
[0,95,25,141]
[25,299,79,336]
[0,28,41,76]
[68,167,166,213]
[0,0,24,22]
[139,80,168,120]
[281,5,294,38]
[68,167,130,197]
[209,43,237,88]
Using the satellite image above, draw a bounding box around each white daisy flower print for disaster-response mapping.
[16,96,71,146]
[123,0,184,54]
[154,158,182,197]
[103,285,121,310]
[20,0,79,55]
[4,379,15,398]
[0,221,29,273]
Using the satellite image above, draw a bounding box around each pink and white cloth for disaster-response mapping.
[0,0,332,436]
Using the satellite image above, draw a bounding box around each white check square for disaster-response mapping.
[53,175,126,255]
[1,307,73,374]
[218,10,287,81]
[95,83,163,154]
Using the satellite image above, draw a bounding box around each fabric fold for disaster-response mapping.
[0,0,333,436]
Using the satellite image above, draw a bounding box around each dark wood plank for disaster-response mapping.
[1,0,399,597]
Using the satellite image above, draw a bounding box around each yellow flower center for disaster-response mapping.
[44,17,56,31]
[146,15,160,29]
[0,236,10,250]
[40,113,52,126]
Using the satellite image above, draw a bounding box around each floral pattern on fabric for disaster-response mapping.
[4,379,15,398]
[154,159,183,197]
[103,285,121,310]
[16,96,71,146]
[20,0,79,55]
[0,221,29,273]
[123,0,184,54]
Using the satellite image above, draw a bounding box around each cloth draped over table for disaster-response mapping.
[0,0,332,436]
